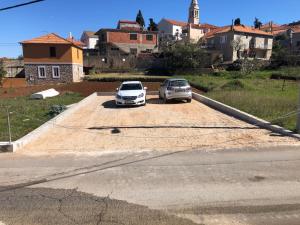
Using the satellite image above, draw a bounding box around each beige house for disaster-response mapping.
[204,25,274,62]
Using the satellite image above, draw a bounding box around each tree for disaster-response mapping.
[136,10,145,28]
[231,36,245,59]
[234,18,241,26]
[163,42,210,73]
[0,60,7,85]
[147,18,158,31]
[254,17,263,29]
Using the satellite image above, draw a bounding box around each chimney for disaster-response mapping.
[69,32,73,39]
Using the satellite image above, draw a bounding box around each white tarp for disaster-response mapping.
[30,89,60,99]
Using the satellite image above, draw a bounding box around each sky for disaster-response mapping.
[0,0,299,58]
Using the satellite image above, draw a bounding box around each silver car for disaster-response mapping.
[159,79,192,103]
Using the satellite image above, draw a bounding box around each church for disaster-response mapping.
[158,0,218,43]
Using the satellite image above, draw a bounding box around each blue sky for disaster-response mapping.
[0,0,299,57]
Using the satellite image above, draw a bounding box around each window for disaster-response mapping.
[49,47,57,57]
[111,47,120,51]
[220,36,227,44]
[130,33,138,40]
[130,48,138,55]
[146,34,153,41]
[52,66,60,78]
[38,66,46,78]
[77,49,79,59]
[297,41,300,47]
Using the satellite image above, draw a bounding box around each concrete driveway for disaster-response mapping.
[21,95,299,154]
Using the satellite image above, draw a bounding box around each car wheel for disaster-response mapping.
[187,99,192,103]
[158,91,162,100]
[163,95,168,104]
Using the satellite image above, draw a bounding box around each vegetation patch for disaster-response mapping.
[85,73,170,82]
[183,70,299,132]
[220,80,245,90]
[0,92,83,141]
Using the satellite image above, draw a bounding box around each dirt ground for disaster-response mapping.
[20,95,300,154]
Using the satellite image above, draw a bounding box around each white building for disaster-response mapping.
[80,31,99,49]
[158,0,217,43]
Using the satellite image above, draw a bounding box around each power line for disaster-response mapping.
[0,0,45,11]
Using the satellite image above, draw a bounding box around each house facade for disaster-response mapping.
[96,28,159,56]
[291,28,300,54]
[205,25,273,62]
[80,31,99,49]
[21,33,84,85]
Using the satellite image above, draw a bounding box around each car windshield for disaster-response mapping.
[120,83,143,90]
[169,80,189,87]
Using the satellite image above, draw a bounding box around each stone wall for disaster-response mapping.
[25,64,75,85]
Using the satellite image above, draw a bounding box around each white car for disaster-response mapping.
[115,81,147,106]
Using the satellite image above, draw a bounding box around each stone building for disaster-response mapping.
[85,21,159,71]
[21,33,84,85]
[204,25,274,62]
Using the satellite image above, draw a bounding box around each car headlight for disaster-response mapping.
[116,94,122,99]
[138,93,144,98]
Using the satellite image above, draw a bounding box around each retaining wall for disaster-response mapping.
[12,93,98,152]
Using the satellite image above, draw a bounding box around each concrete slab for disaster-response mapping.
[19,95,299,154]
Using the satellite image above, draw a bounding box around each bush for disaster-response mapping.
[48,105,67,117]
[221,80,245,90]
[163,42,210,74]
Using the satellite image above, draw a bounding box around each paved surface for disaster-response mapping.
[21,95,299,154]
[1,146,300,224]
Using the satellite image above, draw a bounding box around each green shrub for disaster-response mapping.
[48,105,67,117]
[221,80,245,90]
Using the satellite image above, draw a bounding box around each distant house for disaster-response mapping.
[204,25,274,62]
[158,0,217,43]
[96,28,159,56]
[0,58,24,78]
[117,20,142,31]
[80,31,99,49]
[21,33,84,85]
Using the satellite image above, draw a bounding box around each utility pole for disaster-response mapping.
[6,107,12,144]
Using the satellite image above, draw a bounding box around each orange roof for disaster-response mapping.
[21,33,83,48]
[204,25,273,38]
[164,18,187,27]
[261,22,281,29]
[66,37,85,47]
[293,27,300,33]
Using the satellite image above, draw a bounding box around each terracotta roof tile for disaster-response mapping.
[21,33,83,48]
[204,25,273,38]
[164,18,188,27]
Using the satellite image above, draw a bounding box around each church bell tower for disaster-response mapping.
[188,0,200,24]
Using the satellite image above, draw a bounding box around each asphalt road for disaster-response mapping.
[1,146,300,225]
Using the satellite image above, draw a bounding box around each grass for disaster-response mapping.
[0,92,84,142]
[184,70,300,132]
